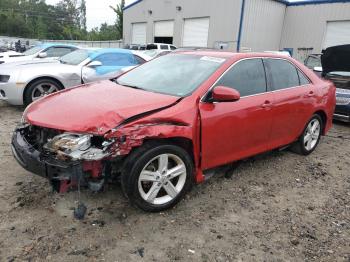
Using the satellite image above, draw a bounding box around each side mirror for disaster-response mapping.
[313,66,322,72]
[38,52,47,58]
[88,61,103,68]
[212,86,240,102]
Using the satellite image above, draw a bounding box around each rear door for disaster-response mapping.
[263,58,315,149]
[200,58,274,170]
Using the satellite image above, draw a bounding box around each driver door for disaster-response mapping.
[199,58,274,170]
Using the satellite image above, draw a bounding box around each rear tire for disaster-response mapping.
[24,78,63,106]
[290,114,322,155]
[121,142,194,212]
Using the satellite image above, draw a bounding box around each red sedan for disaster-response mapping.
[12,51,336,212]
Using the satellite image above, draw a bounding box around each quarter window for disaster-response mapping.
[298,70,310,85]
[215,58,267,97]
[264,59,300,90]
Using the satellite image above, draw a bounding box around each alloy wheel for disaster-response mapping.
[303,118,321,151]
[31,83,59,101]
[138,153,187,205]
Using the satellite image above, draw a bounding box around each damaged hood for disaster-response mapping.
[25,80,180,135]
[321,45,350,75]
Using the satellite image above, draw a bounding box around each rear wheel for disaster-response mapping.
[291,114,322,155]
[121,142,194,212]
[24,78,63,106]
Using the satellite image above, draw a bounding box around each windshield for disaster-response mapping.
[23,45,43,56]
[60,49,89,65]
[117,54,226,96]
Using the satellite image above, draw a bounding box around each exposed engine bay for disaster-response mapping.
[13,124,120,193]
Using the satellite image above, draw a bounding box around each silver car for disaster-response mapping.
[0,43,78,64]
[0,48,149,106]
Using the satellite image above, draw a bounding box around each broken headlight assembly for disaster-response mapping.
[44,133,114,161]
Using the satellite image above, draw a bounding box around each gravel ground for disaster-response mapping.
[0,100,349,262]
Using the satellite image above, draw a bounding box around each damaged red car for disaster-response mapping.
[12,51,336,212]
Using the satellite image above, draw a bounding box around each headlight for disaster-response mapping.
[0,75,10,82]
[44,133,112,161]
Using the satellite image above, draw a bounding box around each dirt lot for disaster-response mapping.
[0,100,349,262]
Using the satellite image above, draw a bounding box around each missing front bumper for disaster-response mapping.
[11,129,88,192]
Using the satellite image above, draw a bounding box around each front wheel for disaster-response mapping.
[24,78,63,106]
[121,143,194,212]
[291,114,322,155]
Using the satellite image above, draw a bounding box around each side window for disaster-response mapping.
[133,55,146,65]
[215,58,267,97]
[170,45,176,50]
[264,59,300,90]
[160,45,169,50]
[94,53,137,66]
[298,70,310,85]
[45,47,74,57]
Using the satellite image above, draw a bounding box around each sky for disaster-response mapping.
[45,0,136,30]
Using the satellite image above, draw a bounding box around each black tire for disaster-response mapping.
[290,114,323,155]
[121,142,194,212]
[24,78,63,106]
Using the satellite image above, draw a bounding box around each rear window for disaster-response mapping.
[146,44,158,50]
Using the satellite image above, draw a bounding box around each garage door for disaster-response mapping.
[154,20,174,44]
[323,21,350,48]
[132,22,146,45]
[154,20,174,37]
[182,17,210,47]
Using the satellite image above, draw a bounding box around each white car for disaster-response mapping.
[0,48,150,106]
[0,43,78,64]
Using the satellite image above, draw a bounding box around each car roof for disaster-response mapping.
[86,48,133,59]
[40,43,78,48]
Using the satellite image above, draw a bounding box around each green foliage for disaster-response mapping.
[0,0,122,40]
[110,0,124,40]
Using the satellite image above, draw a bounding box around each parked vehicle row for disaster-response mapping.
[11,51,336,211]
[0,46,151,105]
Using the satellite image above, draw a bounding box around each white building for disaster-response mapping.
[123,0,350,61]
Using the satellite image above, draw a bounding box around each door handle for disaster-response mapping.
[261,100,271,108]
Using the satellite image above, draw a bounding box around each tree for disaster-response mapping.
[79,0,86,32]
[110,0,124,40]
[0,0,123,41]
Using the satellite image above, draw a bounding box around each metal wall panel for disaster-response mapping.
[123,0,242,49]
[280,3,350,60]
[241,0,286,52]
